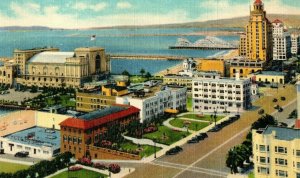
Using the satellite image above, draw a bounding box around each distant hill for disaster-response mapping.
[89,14,300,30]
[0,26,54,31]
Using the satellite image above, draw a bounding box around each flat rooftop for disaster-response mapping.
[78,106,126,120]
[262,126,300,141]
[5,127,60,149]
[255,71,286,76]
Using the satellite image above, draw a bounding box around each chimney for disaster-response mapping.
[235,72,240,81]
[295,120,300,129]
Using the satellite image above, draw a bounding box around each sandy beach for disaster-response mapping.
[154,49,238,77]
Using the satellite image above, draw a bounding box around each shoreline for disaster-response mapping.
[154,49,238,77]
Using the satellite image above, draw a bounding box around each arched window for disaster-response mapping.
[95,54,101,72]
[55,67,60,76]
[43,66,48,75]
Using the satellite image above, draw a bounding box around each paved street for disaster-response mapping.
[121,85,296,178]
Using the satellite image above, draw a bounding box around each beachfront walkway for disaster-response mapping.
[122,135,168,149]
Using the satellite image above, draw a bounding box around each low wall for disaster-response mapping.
[90,146,141,160]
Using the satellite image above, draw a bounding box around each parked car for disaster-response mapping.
[199,133,208,138]
[208,125,222,132]
[278,107,283,112]
[174,146,183,152]
[258,109,264,115]
[273,98,278,102]
[187,138,199,144]
[280,96,286,101]
[274,105,280,110]
[165,146,183,155]
[15,151,29,158]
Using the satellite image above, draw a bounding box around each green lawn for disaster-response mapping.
[129,76,148,83]
[51,169,107,178]
[248,172,254,178]
[143,126,189,145]
[0,161,29,173]
[187,96,193,111]
[180,114,224,122]
[169,119,209,131]
[120,141,162,157]
[45,95,75,107]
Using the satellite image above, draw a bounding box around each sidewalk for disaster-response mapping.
[122,135,168,149]
[162,117,195,133]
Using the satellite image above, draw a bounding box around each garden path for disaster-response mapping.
[122,135,168,149]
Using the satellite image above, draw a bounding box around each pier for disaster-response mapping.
[110,54,187,60]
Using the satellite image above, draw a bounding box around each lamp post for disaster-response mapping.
[153,137,157,158]
[214,108,217,126]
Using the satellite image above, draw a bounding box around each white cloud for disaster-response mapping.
[0,2,189,29]
[197,0,300,22]
[117,1,132,9]
[73,2,107,12]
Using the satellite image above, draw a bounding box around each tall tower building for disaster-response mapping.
[272,19,291,60]
[245,0,273,61]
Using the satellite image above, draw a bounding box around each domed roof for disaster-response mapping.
[254,0,262,5]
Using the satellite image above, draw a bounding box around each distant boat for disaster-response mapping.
[169,36,239,50]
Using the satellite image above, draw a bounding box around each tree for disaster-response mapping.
[145,72,152,79]
[122,70,130,76]
[226,147,244,174]
[140,68,146,76]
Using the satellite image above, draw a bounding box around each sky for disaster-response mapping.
[0,0,299,28]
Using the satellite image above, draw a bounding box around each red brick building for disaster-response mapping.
[59,105,140,159]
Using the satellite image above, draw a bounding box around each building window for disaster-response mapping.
[78,137,82,144]
[257,167,269,174]
[259,145,266,152]
[68,136,72,143]
[295,150,300,157]
[73,137,77,144]
[63,135,67,142]
[275,146,287,154]
[275,158,287,166]
[276,170,288,177]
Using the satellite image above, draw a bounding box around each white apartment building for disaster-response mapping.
[292,34,300,55]
[252,126,300,178]
[272,19,291,60]
[116,85,187,122]
[192,74,251,113]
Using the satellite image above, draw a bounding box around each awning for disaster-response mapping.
[164,108,179,114]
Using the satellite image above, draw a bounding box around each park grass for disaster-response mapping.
[169,119,209,131]
[129,76,148,83]
[187,96,193,111]
[180,114,224,122]
[45,95,75,107]
[51,169,107,178]
[0,161,29,173]
[143,126,189,145]
[248,172,254,178]
[120,141,162,158]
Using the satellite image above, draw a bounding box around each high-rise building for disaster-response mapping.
[239,33,247,56]
[291,33,300,55]
[272,19,291,60]
[240,0,273,61]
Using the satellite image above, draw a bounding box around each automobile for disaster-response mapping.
[174,146,183,152]
[15,151,29,158]
[195,135,205,140]
[187,138,199,144]
[258,109,264,115]
[165,150,177,155]
[274,105,280,110]
[229,116,238,122]
[235,114,240,119]
[199,133,208,138]
[208,125,222,132]
[280,96,286,101]
[278,107,283,112]
[273,98,278,102]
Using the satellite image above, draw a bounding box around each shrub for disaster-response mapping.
[93,163,107,170]
[78,157,93,166]
[69,166,82,171]
[108,164,121,174]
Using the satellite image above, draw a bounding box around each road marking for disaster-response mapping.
[153,160,228,176]
[172,126,251,178]
[150,161,227,177]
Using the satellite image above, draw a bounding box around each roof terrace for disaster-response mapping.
[5,127,60,149]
